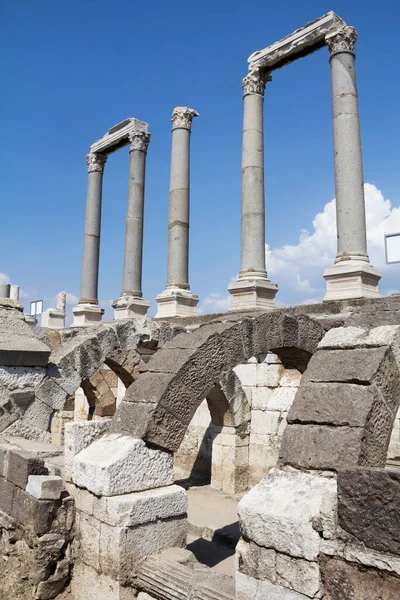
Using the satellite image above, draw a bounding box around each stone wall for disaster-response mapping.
[174,353,302,490]
[0,437,72,599]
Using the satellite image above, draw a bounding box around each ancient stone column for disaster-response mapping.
[323,25,380,299]
[113,130,151,321]
[72,153,107,327]
[155,107,199,318]
[228,69,278,311]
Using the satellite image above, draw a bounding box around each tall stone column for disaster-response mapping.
[228,69,278,311]
[155,107,199,318]
[113,130,151,321]
[323,25,380,300]
[72,152,107,327]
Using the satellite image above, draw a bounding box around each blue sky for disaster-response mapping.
[2,0,400,320]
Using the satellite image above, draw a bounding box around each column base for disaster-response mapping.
[155,287,199,319]
[323,261,381,301]
[41,309,66,329]
[112,296,150,322]
[72,303,104,327]
[228,278,278,311]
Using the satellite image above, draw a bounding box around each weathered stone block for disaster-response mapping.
[0,475,15,513]
[6,447,47,489]
[71,563,136,600]
[64,420,109,481]
[256,363,283,387]
[72,434,173,496]
[338,467,400,556]
[287,381,377,427]
[322,558,400,600]
[238,469,336,561]
[236,571,309,599]
[280,424,364,471]
[93,484,187,526]
[275,553,320,597]
[11,487,59,534]
[26,475,64,500]
[267,387,297,412]
[304,347,388,384]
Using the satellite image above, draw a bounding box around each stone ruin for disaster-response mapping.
[1,11,400,600]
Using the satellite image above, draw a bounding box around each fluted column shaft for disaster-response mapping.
[121,131,151,296]
[327,26,368,263]
[166,107,199,289]
[79,153,107,304]
[240,70,270,278]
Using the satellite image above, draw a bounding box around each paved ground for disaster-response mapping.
[184,483,243,577]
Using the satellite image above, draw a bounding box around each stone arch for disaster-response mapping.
[24,320,160,433]
[113,312,325,451]
[279,325,400,472]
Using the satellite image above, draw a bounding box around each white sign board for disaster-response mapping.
[30,300,43,316]
[385,233,400,264]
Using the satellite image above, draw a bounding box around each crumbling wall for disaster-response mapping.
[0,438,73,599]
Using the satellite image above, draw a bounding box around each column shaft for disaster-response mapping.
[240,90,267,276]
[167,127,191,288]
[122,149,147,296]
[330,43,368,262]
[79,164,105,304]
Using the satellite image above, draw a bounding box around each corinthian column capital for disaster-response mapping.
[128,130,151,152]
[325,26,357,55]
[171,107,199,131]
[242,69,271,97]
[86,152,107,173]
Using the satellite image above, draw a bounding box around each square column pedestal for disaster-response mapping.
[323,262,381,301]
[112,296,150,322]
[155,287,199,319]
[72,303,104,327]
[41,309,65,329]
[228,278,278,311]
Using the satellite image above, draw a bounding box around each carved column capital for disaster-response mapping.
[326,26,357,55]
[128,130,151,152]
[171,107,199,131]
[86,152,107,173]
[242,68,272,97]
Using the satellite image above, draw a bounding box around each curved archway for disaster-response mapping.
[279,325,400,472]
[113,312,325,452]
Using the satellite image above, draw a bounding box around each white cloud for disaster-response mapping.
[266,183,400,304]
[198,292,230,314]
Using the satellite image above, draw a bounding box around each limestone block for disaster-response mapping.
[233,363,257,388]
[236,538,276,582]
[26,475,64,500]
[211,442,249,494]
[249,437,280,483]
[279,368,302,387]
[65,483,94,515]
[6,447,47,489]
[0,365,45,390]
[262,353,282,364]
[93,485,187,526]
[267,387,297,412]
[338,467,400,556]
[71,563,136,600]
[72,434,173,496]
[237,469,337,560]
[251,387,273,410]
[256,363,283,387]
[251,410,285,436]
[64,420,109,481]
[99,517,187,580]
[236,572,309,600]
[275,553,320,597]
